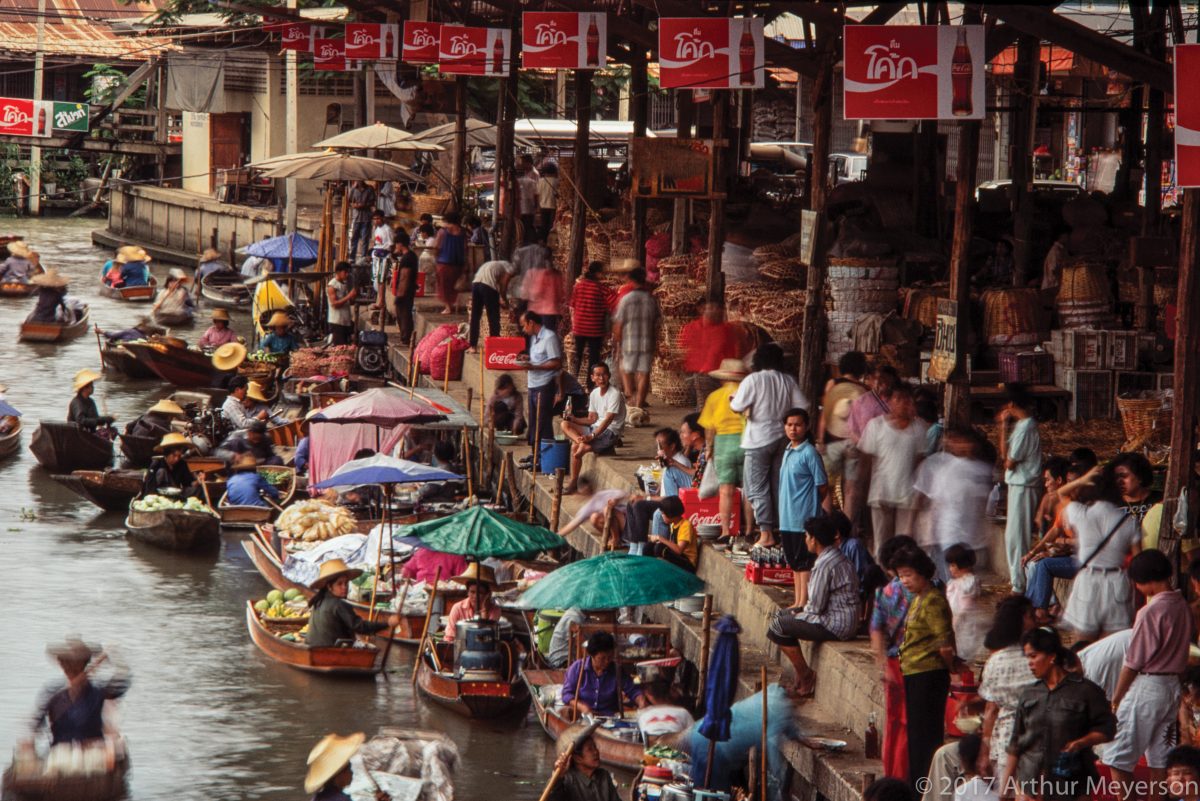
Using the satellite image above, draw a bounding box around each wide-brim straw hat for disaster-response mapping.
[451,562,500,590]
[147,398,184,416]
[72,369,101,393]
[30,269,68,288]
[610,258,641,274]
[267,311,291,329]
[246,381,268,403]
[200,247,222,263]
[555,721,601,757]
[708,358,749,382]
[304,732,366,794]
[230,453,259,472]
[167,267,190,284]
[212,342,247,371]
[310,559,364,592]
[117,245,151,264]
[211,308,230,322]
[46,636,98,665]
[7,240,31,259]
[155,432,197,453]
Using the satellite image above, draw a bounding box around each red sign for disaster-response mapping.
[345,23,399,60]
[438,25,511,76]
[679,488,741,536]
[843,25,984,120]
[1176,45,1200,186]
[403,21,443,64]
[277,22,316,52]
[0,97,48,137]
[483,337,526,371]
[658,17,763,89]
[522,12,606,70]
[313,39,351,72]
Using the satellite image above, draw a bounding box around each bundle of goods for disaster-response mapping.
[414,323,468,381]
[751,230,807,263]
[275,498,357,542]
[285,345,357,378]
[239,355,278,386]
[726,280,807,351]
[655,281,706,364]
[978,420,1127,463]
[651,356,695,407]
[410,192,452,217]
[758,256,806,283]
[253,589,309,620]
[131,494,217,516]
[981,288,1042,346]
[656,253,699,279]
[902,285,949,331]
[602,216,636,263]
[826,256,899,362]
[1056,259,1115,329]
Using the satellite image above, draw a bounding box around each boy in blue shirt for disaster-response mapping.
[778,408,827,609]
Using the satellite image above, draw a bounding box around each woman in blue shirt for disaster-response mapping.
[260,311,301,355]
[778,407,828,609]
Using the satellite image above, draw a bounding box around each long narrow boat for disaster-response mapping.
[200,271,251,309]
[122,340,213,387]
[0,279,36,298]
[51,468,143,511]
[2,743,129,801]
[415,640,530,719]
[99,276,157,303]
[100,343,159,380]
[19,306,90,343]
[125,506,220,551]
[0,417,21,460]
[152,308,195,327]
[267,418,303,448]
[244,601,383,676]
[29,421,113,472]
[523,668,647,770]
[217,465,295,528]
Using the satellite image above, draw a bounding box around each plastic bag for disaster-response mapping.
[698,459,719,500]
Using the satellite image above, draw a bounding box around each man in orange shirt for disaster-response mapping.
[679,300,745,411]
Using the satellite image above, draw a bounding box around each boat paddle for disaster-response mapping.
[257,490,286,514]
[536,721,600,801]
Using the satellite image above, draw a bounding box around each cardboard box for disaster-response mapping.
[678,488,741,537]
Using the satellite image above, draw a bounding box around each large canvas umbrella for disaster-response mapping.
[315,122,445,152]
[402,506,564,559]
[250,152,422,182]
[691,615,741,788]
[311,388,445,427]
[514,551,704,610]
[311,454,460,489]
[243,232,319,267]
[410,119,534,150]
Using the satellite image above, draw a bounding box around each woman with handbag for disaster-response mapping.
[999,627,1115,801]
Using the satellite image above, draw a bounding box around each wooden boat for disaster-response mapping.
[2,744,129,801]
[51,468,143,511]
[217,465,295,528]
[245,601,383,675]
[524,668,647,770]
[415,640,530,718]
[200,270,251,309]
[99,276,157,303]
[152,308,195,327]
[125,506,221,551]
[267,418,304,448]
[118,424,158,468]
[0,279,36,298]
[0,417,21,460]
[122,340,214,387]
[99,342,158,380]
[29,421,113,472]
[19,306,90,343]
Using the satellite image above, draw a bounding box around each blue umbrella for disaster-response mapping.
[0,400,21,418]
[243,232,319,271]
[691,615,741,788]
[311,454,461,489]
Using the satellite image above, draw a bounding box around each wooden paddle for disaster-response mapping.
[411,566,442,686]
[195,472,215,511]
[257,490,285,514]
[537,722,600,801]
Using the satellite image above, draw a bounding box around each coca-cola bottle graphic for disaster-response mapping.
[36,106,46,136]
[383,26,394,58]
[951,26,973,116]
[738,18,755,86]
[585,15,600,68]
[491,34,505,74]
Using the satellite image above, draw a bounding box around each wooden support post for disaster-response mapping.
[944,122,982,427]
[630,48,649,267]
[499,77,518,260]
[566,69,593,284]
[672,91,696,256]
[696,594,713,714]
[451,77,468,212]
[1010,36,1040,284]
[705,91,728,303]
[338,186,350,263]
[551,467,566,531]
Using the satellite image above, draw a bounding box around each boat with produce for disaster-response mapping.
[99,276,157,303]
[200,271,251,309]
[523,668,649,770]
[0,417,21,461]
[1,741,129,801]
[244,600,383,676]
[29,421,113,472]
[414,628,530,719]
[125,495,221,551]
[0,279,36,298]
[51,469,143,511]
[216,465,295,528]
[121,339,214,387]
[19,306,90,343]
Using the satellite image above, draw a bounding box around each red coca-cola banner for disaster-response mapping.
[0,97,49,137]
[277,22,316,52]
[657,17,763,90]
[484,337,527,371]
[521,12,607,70]
[1176,45,1200,186]
[403,21,442,64]
[843,25,984,120]
[438,25,511,76]
[345,23,399,60]
[313,39,350,72]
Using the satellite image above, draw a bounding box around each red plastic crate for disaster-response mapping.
[998,350,1054,385]
[744,563,794,586]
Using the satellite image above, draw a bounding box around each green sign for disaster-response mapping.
[51,102,89,132]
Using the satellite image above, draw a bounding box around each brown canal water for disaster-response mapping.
[0,218,561,799]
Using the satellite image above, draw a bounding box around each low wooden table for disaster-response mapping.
[969,383,1072,423]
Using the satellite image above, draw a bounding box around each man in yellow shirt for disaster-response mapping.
[697,358,749,540]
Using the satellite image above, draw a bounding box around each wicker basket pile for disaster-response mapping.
[825,257,899,362]
[1056,259,1115,329]
[982,288,1042,346]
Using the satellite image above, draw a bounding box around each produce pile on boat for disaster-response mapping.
[253,589,309,621]
[275,499,356,542]
[131,494,217,516]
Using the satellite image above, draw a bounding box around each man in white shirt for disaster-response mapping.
[857,383,927,556]
[517,155,539,243]
[561,363,626,493]
[468,259,517,351]
[546,607,586,668]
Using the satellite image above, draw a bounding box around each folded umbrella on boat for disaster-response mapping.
[311,454,460,489]
[401,505,565,559]
[514,551,704,610]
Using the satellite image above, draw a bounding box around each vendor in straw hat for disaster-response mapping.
[698,357,750,540]
[223,451,279,507]
[304,732,392,801]
[152,267,195,323]
[216,419,282,467]
[196,246,231,284]
[26,636,130,748]
[128,397,184,440]
[211,341,248,392]
[198,307,239,350]
[68,369,115,432]
[29,268,71,324]
[441,563,504,644]
[116,245,151,288]
[305,561,400,650]
[294,407,322,476]
[545,723,621,801]
[261,310,301,356]
[142,432,203,498]
[1,239,35,282]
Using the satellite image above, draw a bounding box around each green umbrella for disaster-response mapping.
[402,506,565,559]
[514,552,705,610]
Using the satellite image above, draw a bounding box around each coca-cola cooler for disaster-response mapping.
[484,336,527,371]
[678,488,740,537]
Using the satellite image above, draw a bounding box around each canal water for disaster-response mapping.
[0,218,558,799]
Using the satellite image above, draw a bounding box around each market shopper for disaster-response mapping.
[870,536,922,782]
[1022,456,1084,620]
[517,154,539,243]
[997,383,1042,593]
[442,564,504,643]
[912,426,992,581]
[857,383,927,555]
[731,342,808,549]
[151,268,194,323]
[525,254,565,334]
[976,596,1038,777]
[467,259,517,350]
[434,211,467,315]
[698,359,750,541]
[127,398,183,441]
[347,180,376,263]
[560,631,648,719]
[385,232,419,345]
[303,731,369,801]
[216,421,283,467]
[369,210,394,290]
[679,413,706,487]
[29,269,72,323]
[198,308,238,349]
[305,560,398,648]
[561,363,625,494]
[679,301,744,412]
[521,311,563,448]
[546,728,622,801]
[68,369,114,432]
[326,261,358,347]
[1,240,35,283]
[220,375,257,431]
[536,163,558,241]
[817,351,869,515]
[223,453,279,506]
[647,495,698,571]
[777,408,828,609]
[568,261,614,386]
[611,266,660,410]
[261,311,301,355]
[485,373,526,435]
[1110,451,1162,526]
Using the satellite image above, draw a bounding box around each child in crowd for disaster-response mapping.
[954,734,998,801]
[485,373,526,435]
[944,544,987,663]
[1167,746,1200,801]
[1178,668,1200,748]
[648,495,698,572]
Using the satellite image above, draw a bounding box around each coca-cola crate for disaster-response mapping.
[1058,367,1113,420]
[1106,330,1138,371]
[1049,329,1106,369]
[998,350,1054,385]
[678,488,742,537]
[744,562,794,586]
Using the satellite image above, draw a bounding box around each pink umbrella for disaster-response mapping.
[310,388,446,427]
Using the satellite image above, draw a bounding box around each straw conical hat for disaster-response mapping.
[72,369,100,393]
[304,732,365,794]
[30,269,68,288]
[212,342,247,371]
[211,308,230,322]
[7,241,31,259]
[154,432,196,453]
[267,311,291,328]
[246,381,268,403]
[116,245,151,264]
[147,399,184,416]
[309,559,364,591]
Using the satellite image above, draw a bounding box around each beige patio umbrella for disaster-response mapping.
[410,118,534,149]
[314,122,445,152]
[250,151,422,182]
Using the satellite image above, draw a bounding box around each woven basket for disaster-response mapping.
[1057,263,1111,305]
[411,193,451,217]
[609,237,635,263]
[651,361,694,407]
[1117,395,1172,443]
[586,236,610,265]
[657,255,694,277]
[903,288,947,329]
[982,288,1042,346]
[759,258,806,283]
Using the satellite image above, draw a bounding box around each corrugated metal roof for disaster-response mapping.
[0,0,173,60]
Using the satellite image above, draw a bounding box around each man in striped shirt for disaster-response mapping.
[569,261,614,387]
[767,516,860,698]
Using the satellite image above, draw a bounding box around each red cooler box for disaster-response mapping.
[484,336,527,370]
[678,488,741,536]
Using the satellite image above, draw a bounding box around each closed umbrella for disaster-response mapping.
[315,122,445,152]
[311,388,446,427]
[514,551,704,610]
[250,152,422,183]
[691,615,741,788]
[311,454,460,489]
[402,505,564,559]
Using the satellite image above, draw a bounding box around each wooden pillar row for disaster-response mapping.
[630,49,649,266]
[944,121,981,428]
[566,69,593,284]
[450,76,468,213]
[1010,35,1040,285]
[705,91,728,303]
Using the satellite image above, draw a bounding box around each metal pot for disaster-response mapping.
[675,594,704,614]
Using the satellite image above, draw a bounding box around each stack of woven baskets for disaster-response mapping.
[1056,258,1115,329]
[982,288,1042,347]
[726,281,806,351]
[825,257,899,362]
[651,276,705,408]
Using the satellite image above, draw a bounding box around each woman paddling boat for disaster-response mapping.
[306,559,401,648]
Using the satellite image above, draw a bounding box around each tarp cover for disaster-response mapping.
[166,52,226,113]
